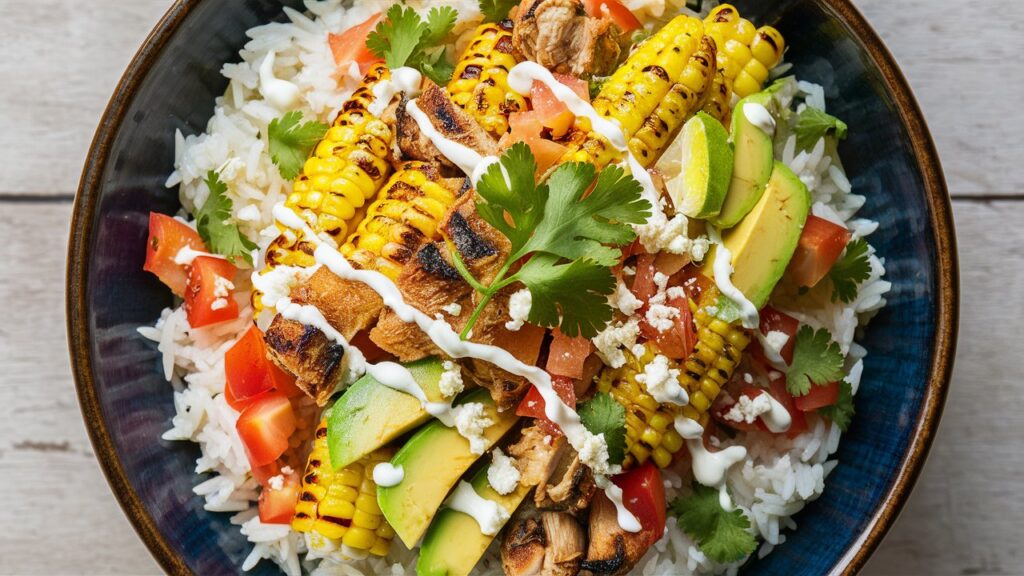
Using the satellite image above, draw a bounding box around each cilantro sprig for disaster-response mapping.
[577,392,627,466]
[818,380,856,431]
[195,171,258,265]
[671,484,757,564]
[366,5,458,85]
[268,111,329,180]
[793,106,848,152]
[786,326,844,397]
[478,0,519,23]
[828,238,871,303]
[449,143,651,339]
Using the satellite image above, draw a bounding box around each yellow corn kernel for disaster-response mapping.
[447,20,525,137]
[703,5,786,99]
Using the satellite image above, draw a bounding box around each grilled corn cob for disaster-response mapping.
[678,303,751,427]
[447,20,525,138]
[629,34,717,166]
[292,420,396,557]
[558,15,708,169]
[264,63,394,272]
[703,4,786,100]
[597,346,686,469]
[701,69,733,124]
[340,162,457,279]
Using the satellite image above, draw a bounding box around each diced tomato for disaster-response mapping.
[767,373,808,438]
[751,306,800,367]
[143,212,206,297]
[528,74,590,136]
[225,326,301,411]
[613,463,666,547]
[251,461,282,486]
[670,266,715,305]
[786,215,852,288]
[258,471,300,524]
[236,393,297,468]
[546,329,592,379]
[713,387,769,432]
[184,255,239,328]
[328,12,383,75]
[653,252,690,277]
[516,375,576,435]
[508,112,570,176]
[493,322,547,366]
[794,381,841,412]
[649,295,696,360]
[631,254,657,303]
[583,0,642,33]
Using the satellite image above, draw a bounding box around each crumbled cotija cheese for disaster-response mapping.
[452,403,493,455]
[593,317,641,368]
[644,272,680,333]
[634,213,710,261]
[441,302,462,316]
[635,354,688,405]
[724,392,772,424]
[487,448,521,495]
[268,474,284,491]
[609,279,643,316]
[505,288,532,331]
[439,360,465,398]
[578,432,614,476]
[213,275,235,298]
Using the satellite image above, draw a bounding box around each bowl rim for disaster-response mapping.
[66,1,959,574]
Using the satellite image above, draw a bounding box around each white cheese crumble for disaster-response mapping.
[505,288,532,331]
[452,402,493,455]
[441,302,462,316]
[267,474,285,491]
[280,466,294,475]
[438,360,465,399]
[635,354,688,406]
[644,272,680,333]
[250,263,318,314]
[724,392,773,424]
[609,279,643,316]
[487,448,521,496]
[593,317,641,368]
[578,432,615,476]
[758,330,791,368]
[622,265,636,276]
[210,298,230,311]
[634,213,710,261]
[213,275,235,298]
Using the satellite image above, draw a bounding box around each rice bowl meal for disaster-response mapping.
[136,0,892,573]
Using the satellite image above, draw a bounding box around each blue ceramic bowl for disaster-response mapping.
[67,1,958,574]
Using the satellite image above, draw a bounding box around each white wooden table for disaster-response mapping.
[0,1,1019,574]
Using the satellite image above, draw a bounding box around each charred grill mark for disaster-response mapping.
[712,7,735,22]
[760,30,779,51]
[315,427,328,439]
[353,154,381,180]
[447,212,497,260]
[321,516,352,528]
[433,102,460,133]
[498,18,514,31]
[580,537,628,574]
[495,35,514,54]
[642,65,670,82]
[460,64,482,80]
[416,243,462,281]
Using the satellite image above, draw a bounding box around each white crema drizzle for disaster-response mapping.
[674,417,748,510]
[367,67,423,117]
[446,481,510,536]
[707,226,760,329]
[372,462,405,488]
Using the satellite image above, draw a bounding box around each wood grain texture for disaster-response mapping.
[0,0,1020,575]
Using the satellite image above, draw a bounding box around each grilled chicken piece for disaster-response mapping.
[535,450,596,513]
[581,491,653,575]
[396,80,500,169]
[509,425,569,487]
[264,267,383,405]
[512,0,622,77]
[502,510,586,576]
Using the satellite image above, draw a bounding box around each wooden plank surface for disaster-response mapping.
[0,1,1020,575]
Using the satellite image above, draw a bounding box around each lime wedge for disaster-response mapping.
[661,112,734,220]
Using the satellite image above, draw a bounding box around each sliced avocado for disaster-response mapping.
[377,388,519,548]
[711,91,777,228]
[702,162,811,309]
[417,464,532,576]
[328,357,444,469]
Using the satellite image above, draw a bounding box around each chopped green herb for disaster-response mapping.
[828,238,871,303]
[793,106,848,152]
[818,380,855,431]
[450,143,651,339]
[366,5,458,85]
[588,76,608,101]
[671,484,757,564]
[786,326,844,397]
[478,0,519,23]
[195,171,258,265]
[267,111,329,180]
[577,392,627,466]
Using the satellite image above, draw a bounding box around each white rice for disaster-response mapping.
[139,1,890,574]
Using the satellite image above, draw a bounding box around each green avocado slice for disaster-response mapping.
[711,90,778,228]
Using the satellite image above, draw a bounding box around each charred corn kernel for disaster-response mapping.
[448,20,525,137]
[597,346,687,469]
[630,34,717,166]
[701,69,733,124]
[292,420,396,557]
[558,15,709,170]
[678,306,751,427]
[257,64,394,311]
[340,162,457,279]
[703,5,786,99]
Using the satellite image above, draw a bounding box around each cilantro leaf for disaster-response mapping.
[474,142,546,252]
[786,326,844,396]
[267,111,329,180]
[577,392,627,466]
[195,171,257,265]
[828,238,871,303]
[523,162,650,267]
[671,484,757,564]
[366,5,457,81]
[794,106,848,152]
[478,0,519,23]
[818,380,856,431]
[516,254,616,338]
